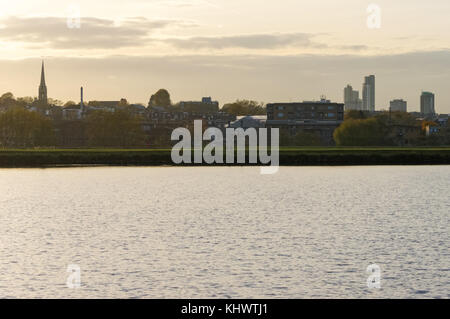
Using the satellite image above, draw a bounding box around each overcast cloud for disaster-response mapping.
[0,16,190,49]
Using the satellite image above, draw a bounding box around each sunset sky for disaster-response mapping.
[0,0,449,112]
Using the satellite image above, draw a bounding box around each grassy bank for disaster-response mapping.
[0,147,449,167]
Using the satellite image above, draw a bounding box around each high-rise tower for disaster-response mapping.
[420,91,435,115]
[344,84,362,111]
[38,61,48,105]
[362,75,375,112]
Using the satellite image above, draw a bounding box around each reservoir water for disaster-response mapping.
[0,166,448,298]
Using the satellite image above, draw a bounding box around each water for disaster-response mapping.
[0,166,448,299]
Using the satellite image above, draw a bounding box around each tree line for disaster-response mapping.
[0,108,147,148]
[333,110,450,146]
[0,91,448,148]
[0,90,267,148]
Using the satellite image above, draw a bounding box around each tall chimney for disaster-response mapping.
[80,86,84,113]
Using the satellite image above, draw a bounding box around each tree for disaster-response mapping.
[0,92,14,102]
[64,101,77,108]
[334,111,425,146]
[333,117,388,146]
[47,98,63,106]
[16,96,35,106]
[438,126,450,145]
[345,110,369,120]
[0,108,55,147]
[118,98,129,107]
[85,109,146,147]
[280,130,322,146]
[148,89,171,108]
[388,111,417,126]
[0,92,23,110]
[222,100,266,116]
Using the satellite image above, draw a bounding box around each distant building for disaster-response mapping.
[344,85,362,110]
[148,108,233,128]
[145,104,234,145]
[425,124,440,137]
[437,114,449,127]
[267,98,344,122]
[179,97,219,113]
[390,99,407,112]
[88,101,121,108]
[128,104,147,116]
[362,75,375,112]
[62,87,87,120]
[420,91,435,115]
[229,115,267,129]
[266,98,344,145]
[62,106,83,120]
[84,97,134,114]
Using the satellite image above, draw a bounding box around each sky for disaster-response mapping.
[0,0,449,112]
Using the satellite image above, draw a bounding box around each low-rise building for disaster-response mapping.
[426,124,440,136]
[266,98,344,145]
[390,99,407,112]
[437,114,449,127]
[62,105,83,120]
[228,115,267,129]
[179,97,219,113]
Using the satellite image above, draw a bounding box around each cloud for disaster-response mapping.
[153,0,219,8]
[0,16,191,49]
[337,45,369,51]
[162,33,370,52]
[0,15,370,53]
[164,33,325,50]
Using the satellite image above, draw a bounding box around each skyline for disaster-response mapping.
[2,56,447,114]
[0,0,449,111]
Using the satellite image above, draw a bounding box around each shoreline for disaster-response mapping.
[0,148,449,168]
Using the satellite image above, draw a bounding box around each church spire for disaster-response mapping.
[40,60,46,86]
[38,60,48,104]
